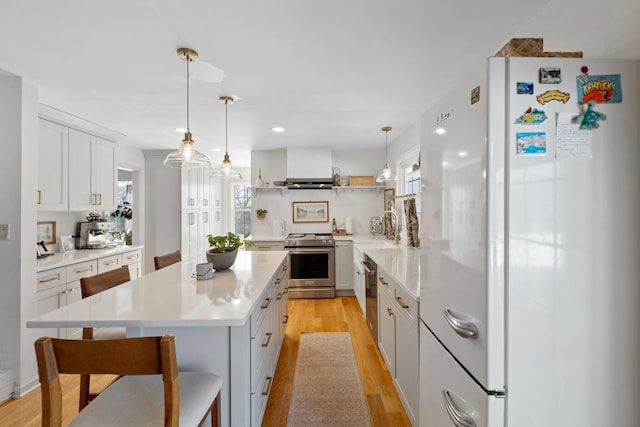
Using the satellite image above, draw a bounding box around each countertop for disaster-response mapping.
[249,234,420,300]
[36,245,144,272]
[28,250,288,329]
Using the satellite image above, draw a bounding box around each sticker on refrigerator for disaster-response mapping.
[556,112,592,157]
[577,74,622,104]
[471,86,480,104]
[540,67,561,84]
[515,107,548,124]
[517,82,534,94]
[516,132,547,155]
[537,90,570,105]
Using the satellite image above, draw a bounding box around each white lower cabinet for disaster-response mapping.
[36,248,143,338]
[36,261,98,339]
[377,267,420,426]
[335,241,353,293]
[352,245,366,314]
[248,259,287,426]
[122,249,143,279]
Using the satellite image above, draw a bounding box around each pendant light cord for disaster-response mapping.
[186,52,190,133]
[225,98,228,154]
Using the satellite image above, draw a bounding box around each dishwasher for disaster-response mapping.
[362,255,378,344]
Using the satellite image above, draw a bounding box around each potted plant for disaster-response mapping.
[256,208,268,219]
[206,232,253,270]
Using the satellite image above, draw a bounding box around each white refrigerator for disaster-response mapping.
[419,56,640,427]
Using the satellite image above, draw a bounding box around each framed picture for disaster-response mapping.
[292,201,329,223]
[59,235,75,253]
[383,188,395,211]
[37,221,56,244]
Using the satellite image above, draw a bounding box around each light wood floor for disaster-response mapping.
[0,296,410,427]
[262,296,411,426]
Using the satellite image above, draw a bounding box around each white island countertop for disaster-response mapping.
[28,250,288,329]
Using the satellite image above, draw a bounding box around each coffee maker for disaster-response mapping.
[76,213,118,249]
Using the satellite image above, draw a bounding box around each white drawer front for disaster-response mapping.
[37,267,67,291]
[97,254,122,273]
[66,260,98,282]
[251,308,274,391]
[122,250,142,266]
[394,282,418,327]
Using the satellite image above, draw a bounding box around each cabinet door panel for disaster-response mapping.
[38,119,68,210]
[378,287,396,374]
[68,129,95,210]
[94,138,117,209]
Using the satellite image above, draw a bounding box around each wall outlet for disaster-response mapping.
[0,224,10,241]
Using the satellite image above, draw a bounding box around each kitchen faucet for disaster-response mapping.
[383,209,400,244]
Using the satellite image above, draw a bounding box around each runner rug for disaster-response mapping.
[287,332,371,426]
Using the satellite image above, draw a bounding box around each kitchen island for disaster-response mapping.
[27,250,289,427]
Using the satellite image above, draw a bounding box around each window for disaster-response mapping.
[233,184,252,235]
[398,148,421,219]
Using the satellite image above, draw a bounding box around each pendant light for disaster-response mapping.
[376,126,398,182]
[211,95,242,178]
[164,48,211,169]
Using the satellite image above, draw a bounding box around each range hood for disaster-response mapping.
[286,178,333,189]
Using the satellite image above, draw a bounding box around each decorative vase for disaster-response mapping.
[206,249,239,271]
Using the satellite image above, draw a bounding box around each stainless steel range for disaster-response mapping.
[284,233,335,299]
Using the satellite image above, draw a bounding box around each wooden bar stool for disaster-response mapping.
[154,250,182,270]
[78,266,131,410]
[35,335,222,427]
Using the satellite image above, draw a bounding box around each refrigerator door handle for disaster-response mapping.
[444,309,479,339]
[442,390,477,427]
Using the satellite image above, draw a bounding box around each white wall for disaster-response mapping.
[143,150,181,273]
[0,74,40,396]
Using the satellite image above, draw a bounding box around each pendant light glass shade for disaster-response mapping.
[211,96,242,178]
[164,48,211,169]
[376,126,398,182]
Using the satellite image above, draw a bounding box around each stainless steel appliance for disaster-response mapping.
[362,254,377,343]
[76,219,118,249]
[284,233,335,298]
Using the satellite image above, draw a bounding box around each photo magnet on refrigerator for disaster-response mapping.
[516,132,547,155]
[471,86,480,104]
[540,67,561,84]
[517,82,534,94]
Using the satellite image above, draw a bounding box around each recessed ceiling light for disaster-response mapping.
[175,127,188,133]
[272,127,285,133]
[441,161,448,166]
[458,151,468,157]
[434,127,447,135]
[210,148,221,152]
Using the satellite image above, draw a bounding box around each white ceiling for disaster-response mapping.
[1,0,638,167]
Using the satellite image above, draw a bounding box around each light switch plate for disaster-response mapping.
[0,224,10,241]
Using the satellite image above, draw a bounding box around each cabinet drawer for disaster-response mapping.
[378,272,394,296]
[394,283,419,327]
[122,250,142,266]
[66,261,98,282]
[37,268,67,291]
[251,291,274,336]
[251,352,274,425]
[97,254,122,273]
[251,315,275,391]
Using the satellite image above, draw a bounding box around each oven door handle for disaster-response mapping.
[286,247,333,253]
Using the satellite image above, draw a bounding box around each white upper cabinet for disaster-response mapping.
[37,119,68,211]
[38,105,122,212]
[68,129,117,211]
